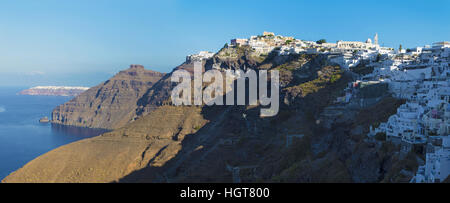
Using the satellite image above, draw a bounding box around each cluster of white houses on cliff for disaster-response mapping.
[362,42,450,183]
[186,32,449,182]
[188,31,395,69]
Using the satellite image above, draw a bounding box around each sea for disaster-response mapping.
[0,87,107,181]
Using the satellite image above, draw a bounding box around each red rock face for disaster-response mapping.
[51,65,165,129]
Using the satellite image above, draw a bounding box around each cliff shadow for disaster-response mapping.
[117,65,355,183]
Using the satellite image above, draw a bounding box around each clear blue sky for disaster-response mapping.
[0,0,449,87]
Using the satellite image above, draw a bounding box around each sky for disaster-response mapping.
[0,0,449,87]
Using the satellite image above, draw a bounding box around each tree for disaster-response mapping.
[376,53,382,62]
[316,39,326,44]
[399,44,403,52]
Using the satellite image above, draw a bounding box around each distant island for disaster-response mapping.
[18,86,90,96]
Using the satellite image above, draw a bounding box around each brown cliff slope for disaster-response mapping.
[3,106,207,183]
[3,49,350,183]
[3,46,414,183]
[51,65,164,129]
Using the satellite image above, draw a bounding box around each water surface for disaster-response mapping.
[0,87,107,180]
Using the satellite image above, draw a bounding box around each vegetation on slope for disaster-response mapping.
[350,61,374,75]
[5,44,417,183]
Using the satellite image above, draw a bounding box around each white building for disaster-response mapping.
[411,136,450,183]
[368,42,450,150]
[186,51,215,62]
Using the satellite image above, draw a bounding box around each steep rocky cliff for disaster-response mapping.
[51,65,164,129]
[3,46,411,183]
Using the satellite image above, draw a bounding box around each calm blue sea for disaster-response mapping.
[0,87,107,181]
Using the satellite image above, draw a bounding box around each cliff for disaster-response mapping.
[3,106,207,183]
[51,65,164,130]
[19,86,89,96]
[3,46,413,183]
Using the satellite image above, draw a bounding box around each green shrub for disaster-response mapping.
[374,132,386,141]
[316,39,326,44]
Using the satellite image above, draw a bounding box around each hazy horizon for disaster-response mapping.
[1,0,449,87]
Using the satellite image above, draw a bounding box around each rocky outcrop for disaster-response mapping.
[51,65,164,130]
[19,86,89,96]
[2,49,348,183]
[3,46,412,183]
